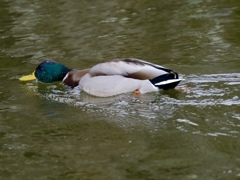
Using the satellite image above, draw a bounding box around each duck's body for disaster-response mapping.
[20,58,183,97]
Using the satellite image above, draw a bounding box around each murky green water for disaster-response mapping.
[1,0,240,179]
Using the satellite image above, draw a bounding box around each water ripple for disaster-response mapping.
[20,72,240,136]
[23,72,240,114]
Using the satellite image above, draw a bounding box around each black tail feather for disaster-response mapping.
[156,81,181,90]
[149,73,175,84]
[149,73,180,90]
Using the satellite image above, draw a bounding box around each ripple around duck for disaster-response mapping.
[23,72,240,113]
[20,72,240,135]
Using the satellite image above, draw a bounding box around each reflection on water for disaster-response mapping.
[1,0,240,179]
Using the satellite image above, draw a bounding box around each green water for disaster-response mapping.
[1,0,240,179]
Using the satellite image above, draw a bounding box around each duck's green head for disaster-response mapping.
[20,60,71,83]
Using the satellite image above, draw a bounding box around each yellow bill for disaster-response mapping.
[19,71,36,81]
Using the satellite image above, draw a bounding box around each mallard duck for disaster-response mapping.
[20,58,183,97]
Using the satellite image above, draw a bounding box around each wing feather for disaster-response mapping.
[89,58,173,80]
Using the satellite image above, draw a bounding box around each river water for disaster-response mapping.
[1,0,240,179]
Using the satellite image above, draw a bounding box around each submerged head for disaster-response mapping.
[20,60,71,83]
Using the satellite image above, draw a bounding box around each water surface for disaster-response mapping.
[1,0,240,179]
